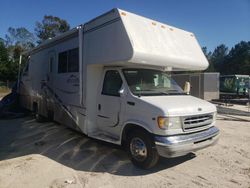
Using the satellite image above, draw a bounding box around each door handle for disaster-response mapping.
[127,101,135,106]
[98,104,101,110]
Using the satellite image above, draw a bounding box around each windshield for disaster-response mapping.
[123,69,185,96]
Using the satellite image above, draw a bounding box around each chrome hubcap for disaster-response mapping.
[130,137,147,161]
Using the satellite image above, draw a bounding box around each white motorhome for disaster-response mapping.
[19,8,219,169]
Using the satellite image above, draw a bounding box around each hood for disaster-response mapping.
[140,95,216,116]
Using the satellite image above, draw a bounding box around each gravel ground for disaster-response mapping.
[0,114,250,188]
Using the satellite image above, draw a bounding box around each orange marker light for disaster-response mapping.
[121,12,126,16]
[157,117,168,129]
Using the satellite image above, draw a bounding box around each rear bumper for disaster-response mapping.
[154,126,220,158]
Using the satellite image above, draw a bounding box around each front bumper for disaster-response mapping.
[154,126,220,158]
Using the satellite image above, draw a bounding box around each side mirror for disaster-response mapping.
[184,81,191,94]
[118,87,127,97]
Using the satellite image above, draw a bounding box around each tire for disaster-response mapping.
[127,130,159,169]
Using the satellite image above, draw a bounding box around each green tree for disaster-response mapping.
[35,15,70,43]
[210,44,228,73]
[0,41,18,81]
[0,40,8,63]
[3,27,34,81]
[5,27,35,68]
[0,37,5,44]
[224,41,250,75]
[5,27,35,50]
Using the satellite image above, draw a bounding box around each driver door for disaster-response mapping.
[96,70,124,138]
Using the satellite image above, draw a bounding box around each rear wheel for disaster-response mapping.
[127,130,159,169]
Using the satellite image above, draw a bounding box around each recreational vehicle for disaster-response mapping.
[19,9,219,169]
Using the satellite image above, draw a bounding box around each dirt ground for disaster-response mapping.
[0,113,250,188]
[0,90,10,99]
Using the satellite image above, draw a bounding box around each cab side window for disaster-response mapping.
[102,70,123,97]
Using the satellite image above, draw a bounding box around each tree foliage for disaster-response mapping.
[210,44,228,72]
[0,40,8,63]
[5,27,35,50]
[204,41,250,75]
[35,15,70,43]
[0,27,35,82]
[0,15,70,82]
[0,41,18,81]
[223,41,250,75]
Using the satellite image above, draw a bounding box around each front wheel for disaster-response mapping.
[127,130,159,169]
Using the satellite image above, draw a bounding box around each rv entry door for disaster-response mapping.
[45,51,56,111]
[47,51,55,90]
[96,70,123,138]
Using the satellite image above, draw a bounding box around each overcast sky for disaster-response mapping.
[0,0,249,51]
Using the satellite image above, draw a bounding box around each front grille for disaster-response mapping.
[183,114,213,131]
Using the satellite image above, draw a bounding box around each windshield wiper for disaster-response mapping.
[165,89,179,92]
[133,89,186,96]
[159,91,187,95]
[134,89,160,97]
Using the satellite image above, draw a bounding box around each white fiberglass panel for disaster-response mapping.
[119,9,208,70]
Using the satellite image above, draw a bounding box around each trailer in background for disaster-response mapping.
[172,72,220,101]
[220,75,249,98]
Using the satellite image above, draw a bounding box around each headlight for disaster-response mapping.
[157,116,182,130]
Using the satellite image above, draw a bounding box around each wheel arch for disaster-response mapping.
[121,122,153,146]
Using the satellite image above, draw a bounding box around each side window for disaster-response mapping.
[58,51,67,73]
[102,70,123,97]
[58,48,79,73]
[68,48,79,72]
